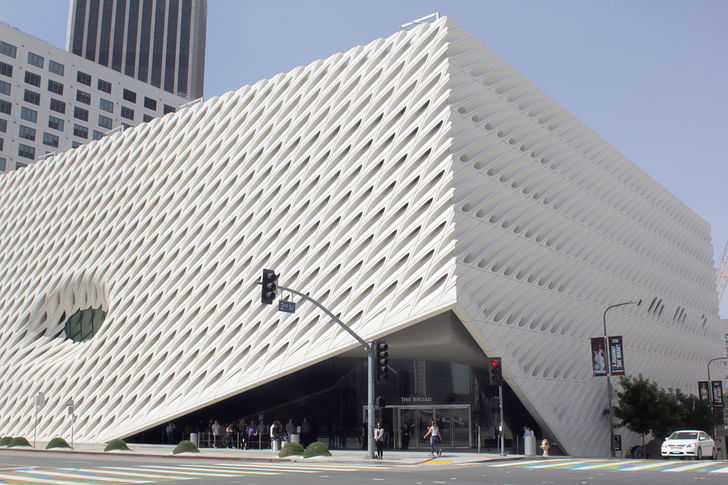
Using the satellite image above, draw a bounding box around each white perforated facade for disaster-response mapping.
[0,17,722,457]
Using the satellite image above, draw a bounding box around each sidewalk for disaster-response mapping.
[25,441,527,465]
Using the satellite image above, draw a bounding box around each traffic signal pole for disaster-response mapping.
[271,282,376,460]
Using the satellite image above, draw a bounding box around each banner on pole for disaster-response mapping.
[591,337,607,376]
[698,381,710,401]
[711,381,724,408]
[608,336,625,376]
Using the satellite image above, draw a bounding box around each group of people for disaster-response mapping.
[198,417,310,449]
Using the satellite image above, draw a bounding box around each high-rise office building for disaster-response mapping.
[0,21,188,172]
[66,0,206,99]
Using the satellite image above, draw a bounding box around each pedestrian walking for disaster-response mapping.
[424,419,441,457]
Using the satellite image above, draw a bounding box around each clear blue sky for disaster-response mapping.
[3,1,726,317]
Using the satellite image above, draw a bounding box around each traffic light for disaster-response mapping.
[261,269,278,304]
[490,357,503,384]
[376,341,389,381]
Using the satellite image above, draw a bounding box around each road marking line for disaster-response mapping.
[663,462,710,472]
[0,471,89,485]
[527,460,591,469]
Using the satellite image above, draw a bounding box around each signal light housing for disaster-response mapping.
[376,341,389,381]
[261,269,278,304]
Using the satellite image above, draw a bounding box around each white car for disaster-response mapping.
[660,430,716,459]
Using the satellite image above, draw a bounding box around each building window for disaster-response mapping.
[18,143,35,159]
[0,157,5,171]
[92,130,104,140]
[50,98,66,114]
[144,97,157,111]
[0,100,12,115]
[18,125,36,141]
[43,132,59,148]
[123,88,137,103]
[73,123,88,139]
[20,107,36,122]
[99,98,113,113]
[72,141,82,148]
[0,41,16,58]
[0,118,6,132]
[48,60,65,76]
[48,115,64,131]
[74,106,89,122]
[47,79,63,95]
[76,90,91,105]
[27,52,44,68]
[0,62,13,77]
[15,161,27,169]
[0,137,3,151]
[24,71,41,87]
[24,89,40,105]
[77,71,91,86]
[163,104,175,114]
[97,78,111,93]
[98,114,112,129]
[143,114,154,122]
[121,106,134,120]
[63,308,106,342]
[0,80,9,95]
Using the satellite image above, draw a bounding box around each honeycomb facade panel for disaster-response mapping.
[0,17,722,457]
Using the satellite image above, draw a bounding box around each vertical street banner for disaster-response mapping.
[698,381,710,401]
[711,381,724,408]
[608,336,625,376]
[591,337,607,376]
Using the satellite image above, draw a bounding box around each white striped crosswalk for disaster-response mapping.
[489,458,728,475]
[0,461,387,483]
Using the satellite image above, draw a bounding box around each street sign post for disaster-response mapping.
[278,300,296,313]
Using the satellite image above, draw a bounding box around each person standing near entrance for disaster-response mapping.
[374,422,385,459]
[424,419,441,457]
[401,423,411,449]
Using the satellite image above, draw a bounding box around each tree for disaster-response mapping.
[613,375,713,452]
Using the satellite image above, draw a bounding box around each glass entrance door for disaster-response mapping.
[390,405,471,449]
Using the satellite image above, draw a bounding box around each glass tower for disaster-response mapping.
[66,0,206,99]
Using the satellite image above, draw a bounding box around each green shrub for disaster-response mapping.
[46,437,72,449]
[303,441,331,458]
[172,440,200,454]
[279,441,304,457]
[104,438,130,451]
[0,437,11,446]
[8,437,31,447]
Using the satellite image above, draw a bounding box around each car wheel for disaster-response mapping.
[697,447,702,460]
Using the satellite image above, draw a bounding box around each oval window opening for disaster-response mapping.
[63,307,106,342]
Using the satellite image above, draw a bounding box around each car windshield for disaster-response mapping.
[669,432,698,440]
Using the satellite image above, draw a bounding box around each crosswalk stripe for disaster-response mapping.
[710,466,728,473]
[50,468,150,483]
[663,463,710,472]
[210,462,381,472]
[96,466,233,479]
[0,471,88,485]
[526,460,591,469]
[489,460,549,467]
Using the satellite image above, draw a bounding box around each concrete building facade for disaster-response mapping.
[0,16,722,457]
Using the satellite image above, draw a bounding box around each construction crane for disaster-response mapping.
[716,241,728,303]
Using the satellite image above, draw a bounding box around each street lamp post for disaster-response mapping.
[603,299,641,458]
[707,356,727,456]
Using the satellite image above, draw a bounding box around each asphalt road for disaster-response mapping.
[1,450,728,484]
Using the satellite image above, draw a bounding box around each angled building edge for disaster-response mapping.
[0,16,722,458]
